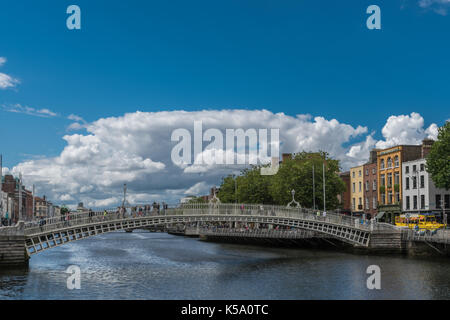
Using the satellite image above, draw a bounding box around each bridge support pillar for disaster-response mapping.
[0,223,29,267]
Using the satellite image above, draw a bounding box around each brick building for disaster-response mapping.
[363,149,378,219]
[338,171,351,214]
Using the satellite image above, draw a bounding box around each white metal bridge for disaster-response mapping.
[21,203,395,256]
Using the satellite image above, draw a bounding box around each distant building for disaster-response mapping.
[1,174,32,222]
[76,202,89,213]
[35,196,48,218]
[376,140,433,223]
[402,158,450,215]
[363,149,378,219]
[338,171,351,214]
[350,165,364,215]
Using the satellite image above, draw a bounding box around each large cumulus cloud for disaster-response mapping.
[10,110,439,209]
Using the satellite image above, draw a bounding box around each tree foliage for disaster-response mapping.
[187,196,207,204]
[426,122,450,190]
[217,151,345,209]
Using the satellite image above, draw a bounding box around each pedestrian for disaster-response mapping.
[103,210,107,220]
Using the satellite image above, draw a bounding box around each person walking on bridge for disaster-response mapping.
[103,210,107,221]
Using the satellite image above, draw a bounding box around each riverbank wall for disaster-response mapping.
[0,223,29,267]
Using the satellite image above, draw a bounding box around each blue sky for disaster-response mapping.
[1,0,449,206]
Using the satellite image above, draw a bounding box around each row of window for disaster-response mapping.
[405,163,425,174]
[405,195,425,210]
[380,172,400,187]
[352,180,377,193]
[405,175,425,190]
[380,156,399,170]
[380,192,400,205]
[352,197,377,210]
[404,195,450,210]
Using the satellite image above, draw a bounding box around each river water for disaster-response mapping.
[0,231,449,299]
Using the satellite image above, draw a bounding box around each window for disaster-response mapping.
[394,172,399,185]
[365,197,369,210]
[359,170,361,177]
[394,156,399,167]
[358,197,362,206]
[352,171,355,178]
[372,168,376,175]
[413,165,417,172]
[352,198,356,210]
[373,196,377,209]
[420,163,425,172]
[413,195,417,209]
[381,174,385,187]
[373,180,377,191]
[406,177,410,190]
[420,175,425,188]
[445,195,450,209]
[436,194,442,209]
[365,169,369,176]
[381,193,386,205]
[359,182,362,192]
[406,196,410,210]
[396,192,400,203]
[387,173,392,187]
[352,183,355,193]
[387,157,393,168]
[405,166,409,174]
[380,159,385,170]
[388,191,392,204]
[365,181,369,192]
[421,195,425,209]
[412,176,417,189]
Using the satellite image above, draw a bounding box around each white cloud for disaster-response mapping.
[0,57,19,89]
[419,0,450,15]
[184,182,210,196]
[10,109,440,209]
[375,112,437,149]
[2,104,58,118]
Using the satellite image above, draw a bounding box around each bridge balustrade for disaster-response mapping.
[21,203,379,236]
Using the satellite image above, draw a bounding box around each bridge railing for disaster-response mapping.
[22,203,378,235]
[177,203,373,230]
[199,227,318,239]
[403,228,450,244]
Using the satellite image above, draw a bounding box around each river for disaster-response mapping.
[0,231,449,299]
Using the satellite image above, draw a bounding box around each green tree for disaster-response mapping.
[269,151,344,209]
[187,197,207,204]
[426,122,450,190]
[60,206,69,215]
[216,151,345,209]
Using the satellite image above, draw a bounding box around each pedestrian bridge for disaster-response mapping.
[19,203,394,257]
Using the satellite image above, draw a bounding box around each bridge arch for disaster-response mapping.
[24,206,372,256]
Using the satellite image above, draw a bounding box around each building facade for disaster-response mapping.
[376,143,427,223]
[350,165,364,215]
[402,158,450,215]
[363,162,378,219]
[338,171,351,214]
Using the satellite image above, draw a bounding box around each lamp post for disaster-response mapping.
[312,164,316,210]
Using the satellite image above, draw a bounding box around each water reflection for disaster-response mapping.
[0,231,449,299]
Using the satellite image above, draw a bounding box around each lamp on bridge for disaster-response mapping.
[287,189,301,208]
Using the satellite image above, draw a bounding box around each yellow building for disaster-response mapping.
[350,165,364,214]
[376,145,422,223]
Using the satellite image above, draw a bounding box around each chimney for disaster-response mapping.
[421,139,434,158]
[369,149,379,164]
